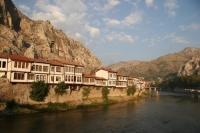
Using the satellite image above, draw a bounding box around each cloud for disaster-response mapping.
[145,0,154,7]
[106,32,137,43]
[85,24,100,37]
[122,11,143,26]
[104,0,120,11]
[103,18,120,27]
[19,4,30,12]
[179,23,200,31]
[165,33,189,44]
[164,0,178,17]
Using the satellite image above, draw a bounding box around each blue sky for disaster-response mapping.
[13,0,200,66]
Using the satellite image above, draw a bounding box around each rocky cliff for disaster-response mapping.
[177,57,200,76]
[108,47,200,80]
[0,0,102,72]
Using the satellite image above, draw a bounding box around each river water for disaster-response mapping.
[0,91,200,133]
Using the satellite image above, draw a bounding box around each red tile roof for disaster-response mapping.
[83,74,96,78]
[54,59,84,67]
[117,73,128,77]
[101,67,117,73]
[0,54,8,59]
[95,76,106,80]
[30,58,50,64]
[7,54,32,62]
[47,60,64,66]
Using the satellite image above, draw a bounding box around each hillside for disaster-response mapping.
[108,47,200,80]
[0,0,102,72]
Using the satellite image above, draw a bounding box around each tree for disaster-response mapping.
[127,85,137,96]
[82,87,90,98]
[54,81,68,96]
[102,86,110,100]
[30,81,49,102]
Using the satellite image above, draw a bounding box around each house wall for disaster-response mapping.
[95,70,108,79]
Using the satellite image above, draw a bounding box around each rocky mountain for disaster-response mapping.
[177,57,200,76]
[0,0,102,72]
[108,47,200,80]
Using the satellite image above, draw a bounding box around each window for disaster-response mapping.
[109,73,112,78]
[56,67,61,72]
[27,73,34,80]
[18,62,21,68]
[0,61,1,68]
[14,61,17,68]
[90,78,95,83]
[22,62,25,68]
[13,73,25,80]
[51,66,54,72]
[65,66,69,72]
[56,76,61,81]
[31,65,35,71]
[43,66,48,72]
[36,75,39,81]
[109,81,111,85]
[2,61,6,68]
[26,62,29,68]
[65,75,68,81]
[51,76,54,82]
[39,66,42,71]
[36,65,39,71]
[68,75,70,81]
[71,76,74,82]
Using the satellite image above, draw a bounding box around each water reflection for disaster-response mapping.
[1,92,200,133]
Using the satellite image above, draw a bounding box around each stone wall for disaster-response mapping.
[0,79,138,105]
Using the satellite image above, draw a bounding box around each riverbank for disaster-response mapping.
[0,91,150,116]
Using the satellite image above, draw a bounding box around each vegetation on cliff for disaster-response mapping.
[159,75,200,89]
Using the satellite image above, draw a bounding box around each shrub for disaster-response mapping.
[102,86,110,100]
[6,99,17,109]
[127,85,136,96]
[82,87,90,98]
[54,81,68,96]
[30,81,49,102]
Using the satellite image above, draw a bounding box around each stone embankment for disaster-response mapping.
[0,78,149,115]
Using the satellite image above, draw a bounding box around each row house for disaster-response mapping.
[127,76,134,87]
[0,54,8,77]
[116,73,128,88]
[7,54,32,83]
[82,74,107,86]
[95,68,117,87]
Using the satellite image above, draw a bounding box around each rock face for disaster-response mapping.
[108,47,200,80]
[0,0,102,72]
[177,57,200,76]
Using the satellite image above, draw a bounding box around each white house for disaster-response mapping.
[116,73,128,88]
[82,74,96,86]
[6,54,32,83]
[29,58,50,83]
[95,68,117,87]
[0,54,8,77]
[47,60,64,84]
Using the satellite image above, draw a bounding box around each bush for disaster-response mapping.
[54,81,68,96]
[82,87,90,98]
[127,85,136,96]
[6,99,17,109]
[102,87,110,100]
[30,81,49,102]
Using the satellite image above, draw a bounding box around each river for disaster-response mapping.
[0,91,200,133]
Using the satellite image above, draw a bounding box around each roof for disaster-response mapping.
[47,60,64,66]
[101,67,117,73]
[0,54,8,59]
[95,76,106,80]
[7,54,32,62]
[117,73,128,77]
[54,59,84,67]
[30,58,50,64]
[83,74,96,78]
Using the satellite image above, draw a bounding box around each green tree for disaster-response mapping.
[82,87,90,98]
[102,86,110,100]
[127,85,136,96]
[30,81,49,102]
[54,81,68,96]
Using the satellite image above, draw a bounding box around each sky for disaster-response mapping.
[12,0,200,66]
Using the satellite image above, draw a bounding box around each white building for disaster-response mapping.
[116,73,128,88]
[0,54,8,77]
[7,54,32,83]
[95,68,117,87]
